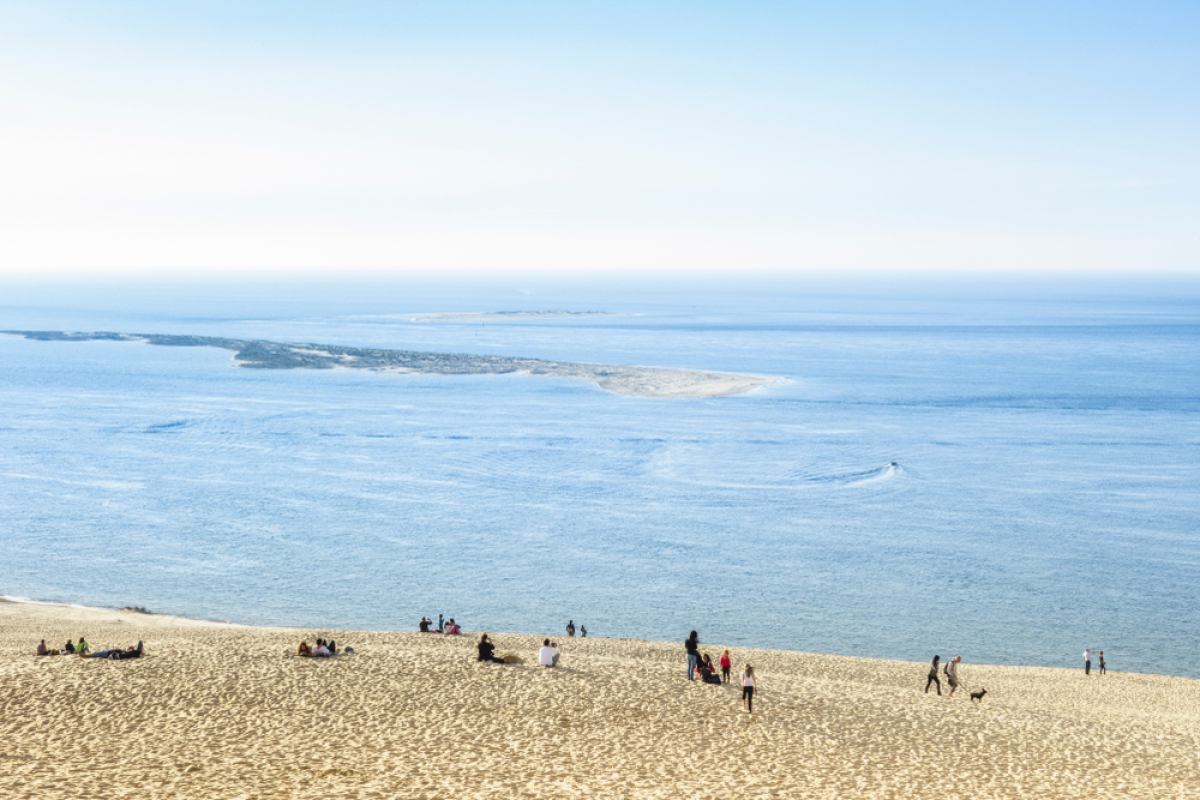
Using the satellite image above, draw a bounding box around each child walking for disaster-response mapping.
[741,664,757,713]
[720,650,732,683]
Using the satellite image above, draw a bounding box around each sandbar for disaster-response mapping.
[3,599,1198,799]
[2,330,773,399]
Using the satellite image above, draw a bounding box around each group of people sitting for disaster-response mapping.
[696,651,733,685]
[36,637,88,655]
[538,639,562,668]
[296,637,340,657]
[418,616,461,634]
[37,637,143,659]
[473,635,563,667]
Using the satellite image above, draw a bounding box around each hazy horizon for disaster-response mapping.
[2,1,1197,279]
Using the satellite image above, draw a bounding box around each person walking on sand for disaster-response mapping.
[566,620,575,638]
[1099,651,1106,675]
[741,664,758,713]
[925,655,942,695]
[945,655,962,697]
[685,631,700,681]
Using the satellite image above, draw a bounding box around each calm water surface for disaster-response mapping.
[2,283,1197,677]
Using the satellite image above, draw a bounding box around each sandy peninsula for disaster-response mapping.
[2,600,1198,799]
[2,331,773,399]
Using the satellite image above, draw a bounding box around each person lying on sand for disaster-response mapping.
[312,642,332,657]
[298,641,312,657]
[82,641,143,660]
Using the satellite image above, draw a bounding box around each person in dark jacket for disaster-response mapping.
[925,655,942,694]
[685,631,700,680]
[476,634,504,664]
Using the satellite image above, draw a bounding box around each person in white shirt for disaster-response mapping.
[741,665,758,712]
[538,639,561,668]
[1083,648,1092,675]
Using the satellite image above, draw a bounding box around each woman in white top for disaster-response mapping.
[741,664,757,713]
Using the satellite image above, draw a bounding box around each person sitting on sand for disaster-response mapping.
[77,637,89,654]
[538,639,561,668]
[446,619,461,635]
[298,641,312,657]
[419,617,433,633]
[37,640,48,656]
[64,640,76,654]
[477,634,505,664]
[699,654,721,684]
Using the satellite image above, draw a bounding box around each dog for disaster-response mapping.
[970,688,988,703]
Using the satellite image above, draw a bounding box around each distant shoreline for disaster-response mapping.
[410,310,619,322]
[2,330,773,399]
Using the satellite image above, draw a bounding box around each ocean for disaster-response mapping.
[2,279,1198,677]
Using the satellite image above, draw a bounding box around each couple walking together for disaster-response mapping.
[924,655,963,696]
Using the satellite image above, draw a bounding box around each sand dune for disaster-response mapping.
[2,599,1197,799]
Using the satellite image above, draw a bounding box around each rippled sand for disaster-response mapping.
[2,600,1198,799]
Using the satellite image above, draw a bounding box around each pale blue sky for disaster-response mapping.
[1,1,1196,277]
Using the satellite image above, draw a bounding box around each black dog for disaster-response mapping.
[970,688,988,703]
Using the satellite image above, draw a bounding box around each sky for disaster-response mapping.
[1,1,1197,280]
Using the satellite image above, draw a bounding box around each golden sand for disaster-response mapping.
[2,599,1198,799]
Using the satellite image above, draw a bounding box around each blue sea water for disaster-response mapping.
[2,280,1198,677]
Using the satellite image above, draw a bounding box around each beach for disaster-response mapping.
[3,600,1198,799]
